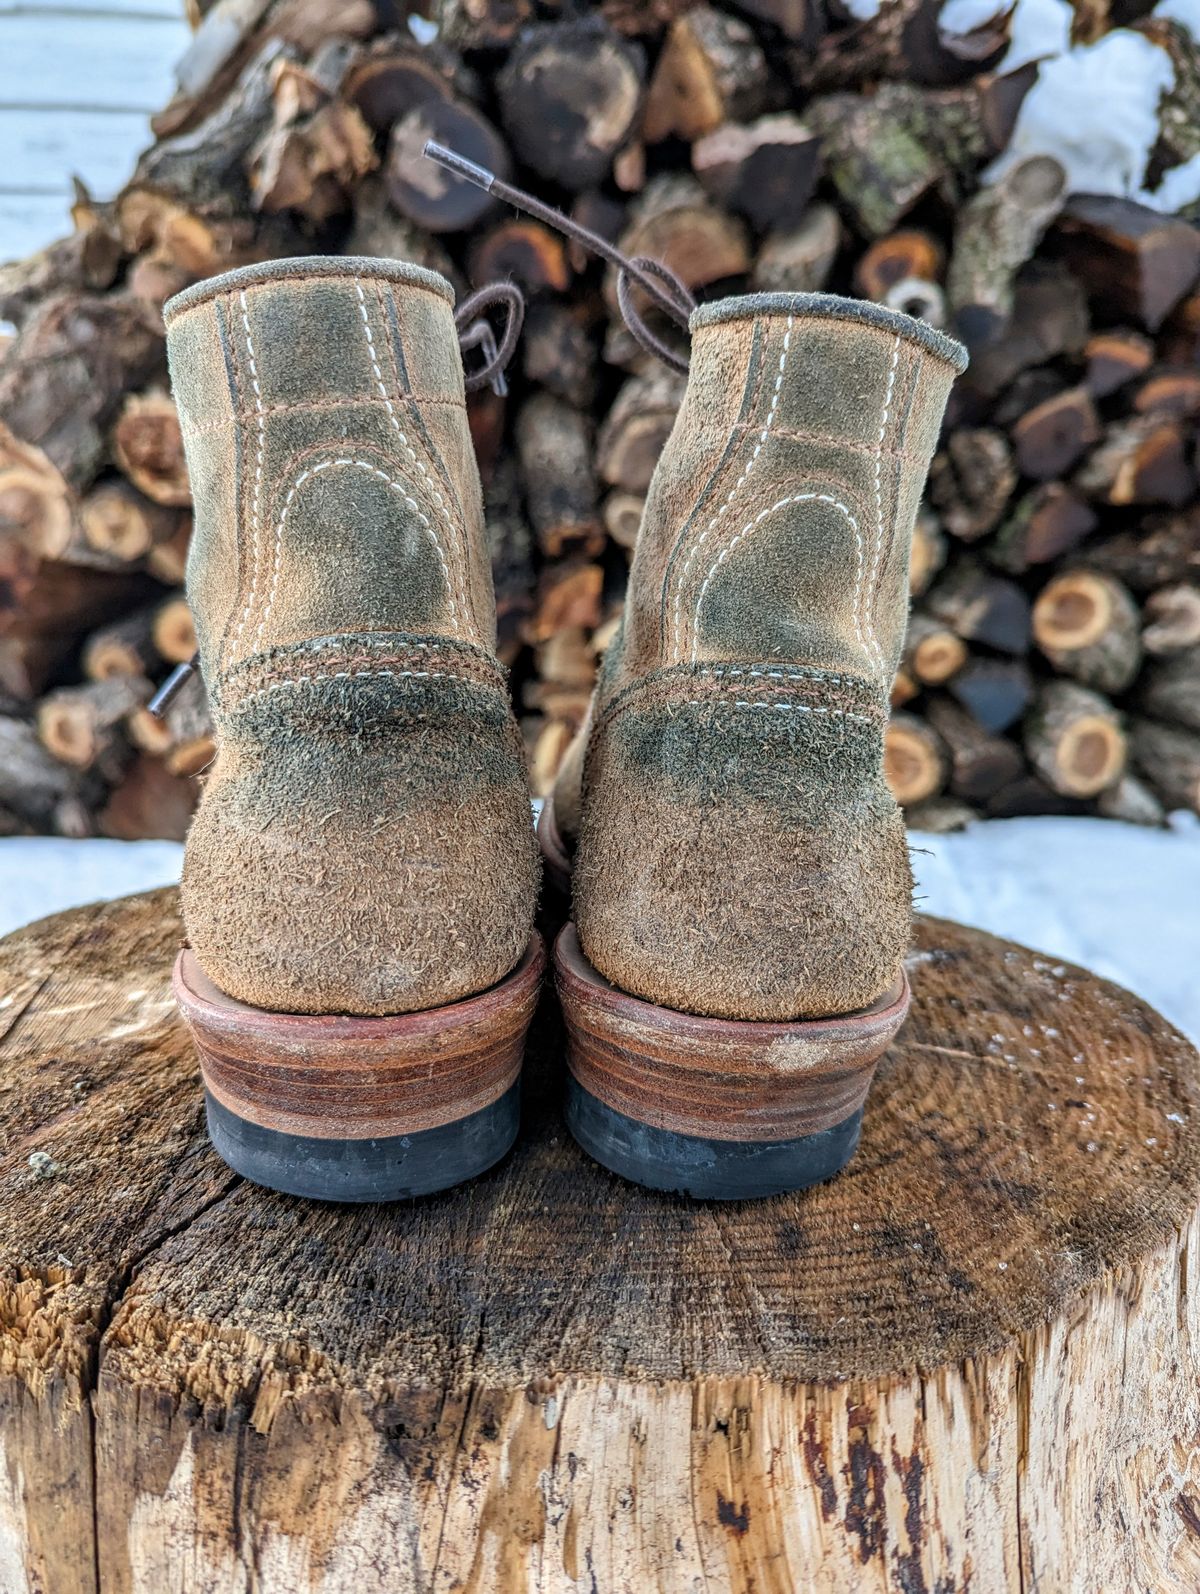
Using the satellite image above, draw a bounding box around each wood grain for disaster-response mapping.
[2,888,1199,1591]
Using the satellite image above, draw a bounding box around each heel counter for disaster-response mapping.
[573,667,909,1021]
[182,636,537,1015]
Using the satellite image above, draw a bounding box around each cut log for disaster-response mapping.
[514,396,603,559]
[1083,328,1155,398]
[1011,386,1100,480]
[903,794,977,832]
[0,548,150,700]
[468,221,571,296]
[37,677,151,773]
[602,490,645,552]
[82,607,162,681]
[112,391,190,507]
[966,260,1089,400]
[98,755,198,842]
[497,19,645,190]
[1032,568,1143,693]
[752,204,841,292]
[484,461,536,666]
[1138,648,1200,733]
[0,716,99,832]
[1129,718,1200,812]
[925,693,1025,800]
[1096,772,1167,827]
[853,228,944,302]
[987,483,1096,574]
[520,304,599,411]
[1075,416,1195,508]
[883,710,947,804]
[946,154,1067,347]
[1134,368,1200,420]
[1050,194,1200,331]
[596,368,686,494]
[1084,513,1200,595]
[1143,584,1200,656]
[150,593,198,666]
[926,558,1031,654]
[5,892,1198,1590]
[946,655,1033,733]
[527,559,604,643]
[928,427,1016,541]
[386,96,509,233]
[691,115,820,232]
[614,175,751,305]
[902,610,967,685]
[127,677,214,776]
[0,426,76,560]
[909,505,948,597]
[642,5,770,143]
[1025,680,1127,799]
[79,480,186,566]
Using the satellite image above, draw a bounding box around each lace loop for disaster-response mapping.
[424,140,694,375]
[455,281,525,396]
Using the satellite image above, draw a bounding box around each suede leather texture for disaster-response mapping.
[165,258,537,1015]
[558,294,964,1022]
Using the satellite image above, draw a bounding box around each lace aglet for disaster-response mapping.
[423,141,496,193]
[148,652,199,719]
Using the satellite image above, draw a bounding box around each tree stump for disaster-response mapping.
[2,889,1199,1593]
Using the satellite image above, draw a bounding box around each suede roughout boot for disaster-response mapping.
[545,292,967,1198]
[163,257,541,1201]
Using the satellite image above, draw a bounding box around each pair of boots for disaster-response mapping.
[166,218,964,1202]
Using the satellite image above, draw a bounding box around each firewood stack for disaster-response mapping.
[1,0,1198,841]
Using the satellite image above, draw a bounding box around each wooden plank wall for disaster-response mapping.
[0,0,190,265]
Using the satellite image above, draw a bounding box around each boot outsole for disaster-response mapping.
[554,923,907,1200]
[174,936,545,1201]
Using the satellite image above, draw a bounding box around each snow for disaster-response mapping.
[986,30,1176,199]
[0,817,1197,1044]
[843,0,882,17]
[1155,0,1200,35]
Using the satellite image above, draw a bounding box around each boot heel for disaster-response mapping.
[174,936,545,1201]
[554,925,908,1200]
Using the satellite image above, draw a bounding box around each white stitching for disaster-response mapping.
[701,664,861,688]
[671,313,792,659]
[234,665,466,710]
[865,334,901,673]
[353,279,464,605]
[261,458,458,632]
[230,290,266,661]
[684,698,873,725]
[691,492,862,666]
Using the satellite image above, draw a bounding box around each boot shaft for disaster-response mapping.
[616,293,967,694]
[165,258,496,700]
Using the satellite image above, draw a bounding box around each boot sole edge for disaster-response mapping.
[174,935,544,1199]
[554,923,907,1198]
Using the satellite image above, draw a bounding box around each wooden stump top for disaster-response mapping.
[1,888,1196,1384]
[2,888,1199,1592]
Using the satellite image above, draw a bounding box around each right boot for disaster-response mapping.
[163,258,541,1201]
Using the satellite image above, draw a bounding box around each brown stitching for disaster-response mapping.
[181,394,465,437]
[739,422,931,470]
[591,668,884,743]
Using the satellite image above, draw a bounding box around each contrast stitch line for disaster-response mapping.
[690,492,862,666]
[699,665,865,689]
[181,395,465,436]
[230,289,266,663]
[742,422,929,469]
[354,278,463,613]
[233,666,468,710]
[866,334,901,674]
[672,312,793,659]
[685,698,874,724]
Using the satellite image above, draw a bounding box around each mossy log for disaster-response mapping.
[2,890,1200,1591]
